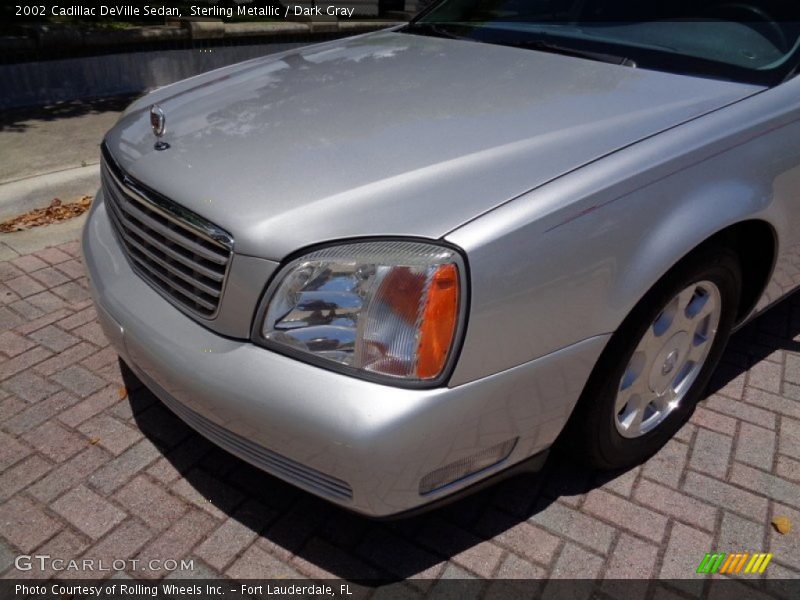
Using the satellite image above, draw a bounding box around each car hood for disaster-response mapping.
[105,30,761,258]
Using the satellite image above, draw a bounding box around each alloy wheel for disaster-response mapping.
[614,280,722,438]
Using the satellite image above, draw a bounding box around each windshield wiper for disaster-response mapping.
[510,39,637,67]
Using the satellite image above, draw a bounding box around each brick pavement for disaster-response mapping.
[0,240,799,593]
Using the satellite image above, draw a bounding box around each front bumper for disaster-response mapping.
[83,194,609,517]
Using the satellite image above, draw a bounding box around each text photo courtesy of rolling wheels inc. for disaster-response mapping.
[1,1,800,599]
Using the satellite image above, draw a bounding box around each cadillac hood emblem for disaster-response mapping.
[149,105,169,150]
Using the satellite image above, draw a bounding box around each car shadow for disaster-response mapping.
[0,94,136,132]
[125,289,798,582]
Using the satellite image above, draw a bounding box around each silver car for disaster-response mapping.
[83,1,800,517]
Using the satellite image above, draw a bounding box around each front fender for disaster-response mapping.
[447,79,800,386]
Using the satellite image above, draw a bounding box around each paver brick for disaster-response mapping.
[548,543,603,579]
[705,393,777,429]
[78,519,153,564]
[417,518,504,578]
[1,244,800,584]
[604,533,659,579]
[81,346,118,372]
[779,416,800,461]
[682,471,769,522]
[0,261,24,281]
[29,266,70,288]
[9,299,45,321]
[35,247,71,265]
[88,438,162,494]
[658,523,712,595]
[5,274,45,298]
[729,462,800,508]
[22,420,86,462]
[0,330,35,357]
[25,291,67,314]
[136,511,217,579]
[747,360,783,394]
[51,484,126,539]
[77,413,142,455]
[688,428,733,478]
[494,552,547,579]
[195,515,259,572]
[0,454,52,500]
[60,385,124,427]
[11,255,48,273]
[1,370,58,403]
[642,439,688,488]
[0,306,25,330]
[28,324,79,352]
[0,495,62,552]
[633,479,717,531]
[293,537,384,580]
[776,454,800,483]
[734,422,776,470]
[600,466,640,498]
[690,407,737,436]
[746,387,800,420]
[0,429,31,470]
[583,489,668,543]
[52,281,90,304]
[14,308,70,336]
[0,346,52,381]
[356,529,443,580]
[113,475,187,532]
[528,501,616,555]
[716,511,765,556]
[56,241,81,257]
[3,390,80,435]
[55,258,85,280]
[14,530,88,579]
[226,543,301,579]
[0,283,18,306]
[51,365,106,397]
[28,445,110,502]
[33,341,96,376]
[57,306,97,331]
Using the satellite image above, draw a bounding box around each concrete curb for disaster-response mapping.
[0,213,86,256]
[0,165,100,221]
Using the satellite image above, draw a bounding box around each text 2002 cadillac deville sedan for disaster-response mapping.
[83,1,800,516]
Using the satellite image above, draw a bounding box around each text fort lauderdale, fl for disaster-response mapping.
[18,583,355,597]
[47,4,357,18]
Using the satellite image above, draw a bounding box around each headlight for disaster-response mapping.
[255,240,466,385]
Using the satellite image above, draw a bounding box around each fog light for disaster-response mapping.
[419,438,518,495]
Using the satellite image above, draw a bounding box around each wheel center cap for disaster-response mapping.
[649,330,690,394]
[662,350,679,375]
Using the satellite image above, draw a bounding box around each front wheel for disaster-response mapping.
[570,246,742,470]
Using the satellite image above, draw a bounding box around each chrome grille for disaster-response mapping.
[101,146,233,318]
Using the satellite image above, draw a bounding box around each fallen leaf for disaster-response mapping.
[89,437,100,445]
[772,515,792,535]
[118,387,128,399]
[0,195,92,233]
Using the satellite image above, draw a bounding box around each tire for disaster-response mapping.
[568,245,742,470]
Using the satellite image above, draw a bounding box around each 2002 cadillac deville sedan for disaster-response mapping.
[83,1,800,516]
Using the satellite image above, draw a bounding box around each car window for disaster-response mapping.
[406,0,800,85]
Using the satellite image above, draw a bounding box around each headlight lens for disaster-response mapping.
[258,241,464,384]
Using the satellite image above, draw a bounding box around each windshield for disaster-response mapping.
[407,1,800,85]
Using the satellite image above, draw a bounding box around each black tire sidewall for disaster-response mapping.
[580,248,741,469]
